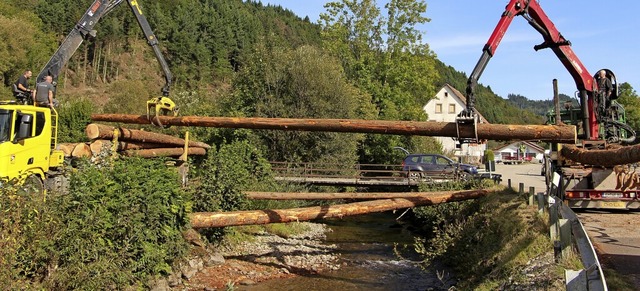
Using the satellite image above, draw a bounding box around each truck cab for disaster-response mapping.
[0,102,64,185]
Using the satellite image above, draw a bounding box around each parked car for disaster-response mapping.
[401,154,478,180]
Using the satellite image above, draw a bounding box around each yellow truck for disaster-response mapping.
[0,103,64,192]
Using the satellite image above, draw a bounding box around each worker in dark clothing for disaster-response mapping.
[597,70,613,100]
[595,69,613,120]
[13,70,33,103]
[33,75,59,109]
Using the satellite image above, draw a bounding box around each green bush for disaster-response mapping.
[484,149,495,162]
[193,140,278,241]
[1,158,191,289]
[57,98,94,143]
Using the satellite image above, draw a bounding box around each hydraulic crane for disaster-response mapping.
[459,0,634,144]
[37,0,177,124]
[460,0,639,209]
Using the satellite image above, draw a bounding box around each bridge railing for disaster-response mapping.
[269,161,408,181]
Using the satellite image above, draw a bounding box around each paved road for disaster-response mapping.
[493,162,547,193]
[494,163,640,287]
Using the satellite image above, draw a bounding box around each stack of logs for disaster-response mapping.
[59,123,210,159]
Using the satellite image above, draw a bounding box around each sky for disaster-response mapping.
[262,0,640,101]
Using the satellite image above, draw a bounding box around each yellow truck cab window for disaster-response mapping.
[14,112,34,140]
[0,109,12,143]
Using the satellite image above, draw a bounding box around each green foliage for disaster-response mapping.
[102,79,153,114]
[0,8,55,87]
[0,158,191,289]
[484,149,495,161]
[46,158,190,289]
[193,140,278,241]
[57,98,94,143]
[412,192,560,289]
[320,0,440,164]
[0,182,58,290]
[616,82,640,132]
[231,44,373,163]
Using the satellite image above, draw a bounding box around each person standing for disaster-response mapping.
[33,75,58,108]
[597,69,613,100]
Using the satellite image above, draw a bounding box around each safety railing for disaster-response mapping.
[507,175,607,291]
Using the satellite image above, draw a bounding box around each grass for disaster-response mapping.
[413,187,566,289]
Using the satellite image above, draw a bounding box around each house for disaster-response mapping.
[423,84,489,163]
[494,141,545,163]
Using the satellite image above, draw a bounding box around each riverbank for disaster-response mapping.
[179,223,340,290]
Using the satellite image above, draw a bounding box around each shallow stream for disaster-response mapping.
[238,212,451,290]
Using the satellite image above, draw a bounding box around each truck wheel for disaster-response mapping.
[21,175,44,195]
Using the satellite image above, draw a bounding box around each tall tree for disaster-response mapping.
[616,82,640,132]
[320,0,440,164]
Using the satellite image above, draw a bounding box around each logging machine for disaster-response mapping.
[0,0,176,191]
[461,0,639,209]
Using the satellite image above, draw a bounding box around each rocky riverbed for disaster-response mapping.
[161,223,340,290]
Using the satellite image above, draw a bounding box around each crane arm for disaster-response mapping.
[36,0,123,83]
[36,0,172,98]
[464,0,597,139]
[127,0,172,96]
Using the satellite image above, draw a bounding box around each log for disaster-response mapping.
[90,114,577,143]
[85,123,211,149]
[561,144,640,167]
[71,143,92,158]
[190,190,488,228]
[90,140,170,152]
[123,147,207,158]
[59,143,81,157]
[89,140,108,155]
[244,191,475,200]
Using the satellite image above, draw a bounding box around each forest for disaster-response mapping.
[2,0,640,288]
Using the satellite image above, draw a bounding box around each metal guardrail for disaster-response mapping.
[546,172,607,291]
[509,175,607,290]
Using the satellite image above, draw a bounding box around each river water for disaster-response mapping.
[238,212,451,291]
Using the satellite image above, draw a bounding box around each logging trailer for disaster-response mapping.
[0,0,176,191]
[460,0,638,209]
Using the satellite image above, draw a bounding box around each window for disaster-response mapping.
[449,104,456,113]
[435,103,442,114]
[0,109,12,143]
[444,92,448,97]
[436,156,452,165]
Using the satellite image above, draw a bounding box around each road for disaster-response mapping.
[494,162,547,193]
[495,163,640,287]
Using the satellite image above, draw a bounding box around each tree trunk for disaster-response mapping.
[190,190,488,228]
[85,123,211,149]
[59,143,81,157]
[561,144,640,166]
[71,143,92,158]
[123,147,207,158]
[90,114,576,143]
[244,191,476,200]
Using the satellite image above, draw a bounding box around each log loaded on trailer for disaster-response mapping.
[457,0,638,209]
[0,0,177,192]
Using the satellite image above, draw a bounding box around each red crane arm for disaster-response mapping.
[465,0,597,139]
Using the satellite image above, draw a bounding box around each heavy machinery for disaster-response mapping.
[0,0,176,190]
[460,0,639,209]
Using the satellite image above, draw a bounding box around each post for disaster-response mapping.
[549,204,559,240]
[519,183,525,199]
[553,79,561,125]
[537,192,545,214]
[508,179,512,190]
[528,186,535,205]
[559,219,572,258]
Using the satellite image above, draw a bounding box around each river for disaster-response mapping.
[236,212,451,290]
